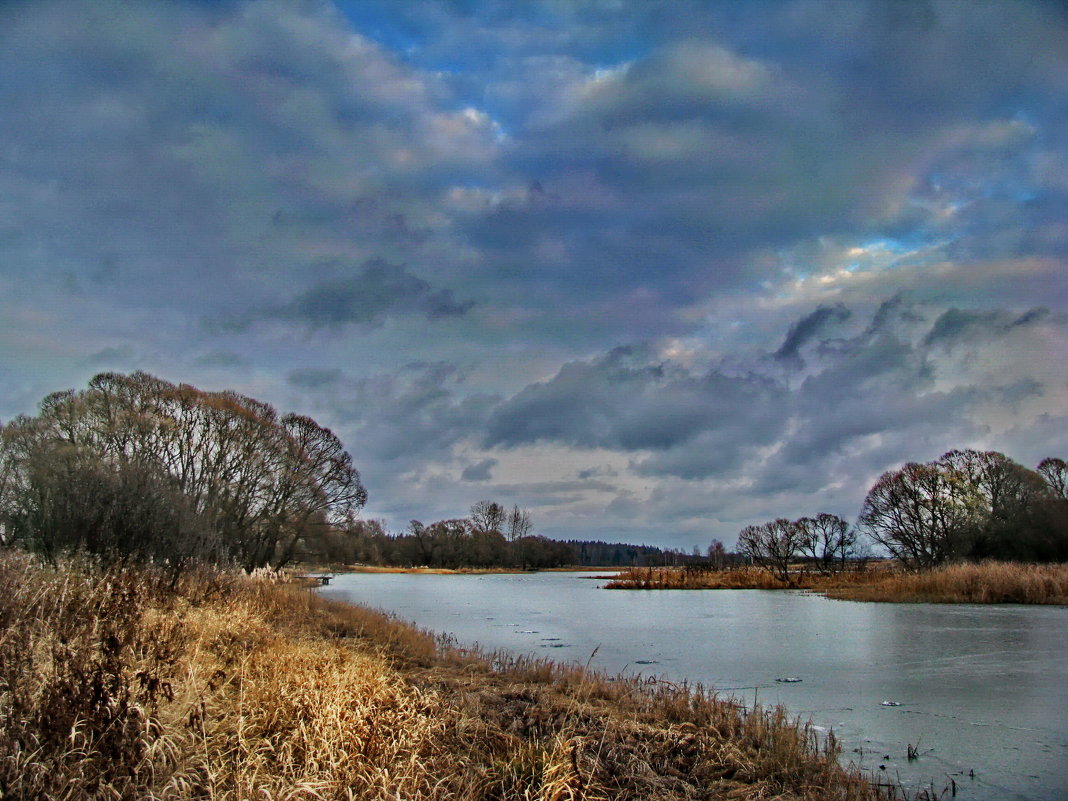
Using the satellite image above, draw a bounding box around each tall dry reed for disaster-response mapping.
[825,561,1068,604]
[604,565,884,591]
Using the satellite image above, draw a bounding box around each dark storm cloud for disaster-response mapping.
[287,367,343,389]
[461,458,498,482]
[271,260,474,329]
[485,345,787,456]
[924,307,1052,347]
[340,362,499,465]
[774,304,851,364]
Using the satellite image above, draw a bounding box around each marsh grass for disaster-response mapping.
[0,551,890,800]
[824,561,1068,604]
[604,562,1068,604]
[603,565,884,592]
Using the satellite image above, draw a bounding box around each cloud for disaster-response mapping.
[923,307,1052,348]
[195,350,246,368]
[1,0,1067,550]
[461,458,498,482]
[485,298,1067,498]
[287,367,343,388]
[271,260,473,329]
[774,303,851,365]
[485,345,787,458]
[333,362,499,466]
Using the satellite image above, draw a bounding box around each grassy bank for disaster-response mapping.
[604,562,1068,604]
[0,551,890,800]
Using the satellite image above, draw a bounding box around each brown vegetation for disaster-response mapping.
[824,561,1068,604]
[0,551,890,800]
[604,562,1068,604]
[603,565,885,592]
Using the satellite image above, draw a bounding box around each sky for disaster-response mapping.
[1,0,1067,550]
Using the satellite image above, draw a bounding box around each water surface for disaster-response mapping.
[321,571,1068,801]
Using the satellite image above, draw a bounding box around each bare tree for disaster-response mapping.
[858,461,984,569]
[796,513,856,574]
[737,518,803,584]
[1038,457,1068,501]
[507,504,533,542]
[470,500,507,533]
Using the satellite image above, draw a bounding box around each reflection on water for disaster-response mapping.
[321,571,1068,801]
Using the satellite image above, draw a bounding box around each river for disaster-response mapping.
[319,571,1068,801]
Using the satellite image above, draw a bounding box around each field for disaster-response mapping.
[603,562,1068,604]
[0,551,893,800]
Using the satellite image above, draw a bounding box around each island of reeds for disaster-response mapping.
[602,561,1068,603]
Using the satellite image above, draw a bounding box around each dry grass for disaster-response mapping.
[825,561,1068,604]
[341,565,526,575]
[603,562,1068,604]
[0,550,891,800]
[603,566,886,592]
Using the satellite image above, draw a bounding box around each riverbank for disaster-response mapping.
[0,551,890,800]
[603,562,1068,604]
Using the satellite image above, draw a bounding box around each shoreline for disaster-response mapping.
[297,564,624,575]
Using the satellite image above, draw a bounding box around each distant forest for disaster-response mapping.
[301,514,705,570]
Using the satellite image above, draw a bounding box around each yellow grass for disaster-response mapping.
[0,551,892,800]
[825,561,1068,604]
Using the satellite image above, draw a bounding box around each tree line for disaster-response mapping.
[738,449,1068,580]
[302,511,574,570]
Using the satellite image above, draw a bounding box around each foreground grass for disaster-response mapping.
[0,551,890,801]
[604,562,1068,604]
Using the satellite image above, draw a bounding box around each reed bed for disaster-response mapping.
[0,550,891,800]
[824,561,1068,604]
[603,566,883,592]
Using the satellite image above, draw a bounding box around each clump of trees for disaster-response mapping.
[737,514,857,584]
[0,372,366,570]
[859,450,1068,567]
[735,449,1068,582]
[310,501,572,569]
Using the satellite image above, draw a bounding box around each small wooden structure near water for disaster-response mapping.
[292,573,333,586]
